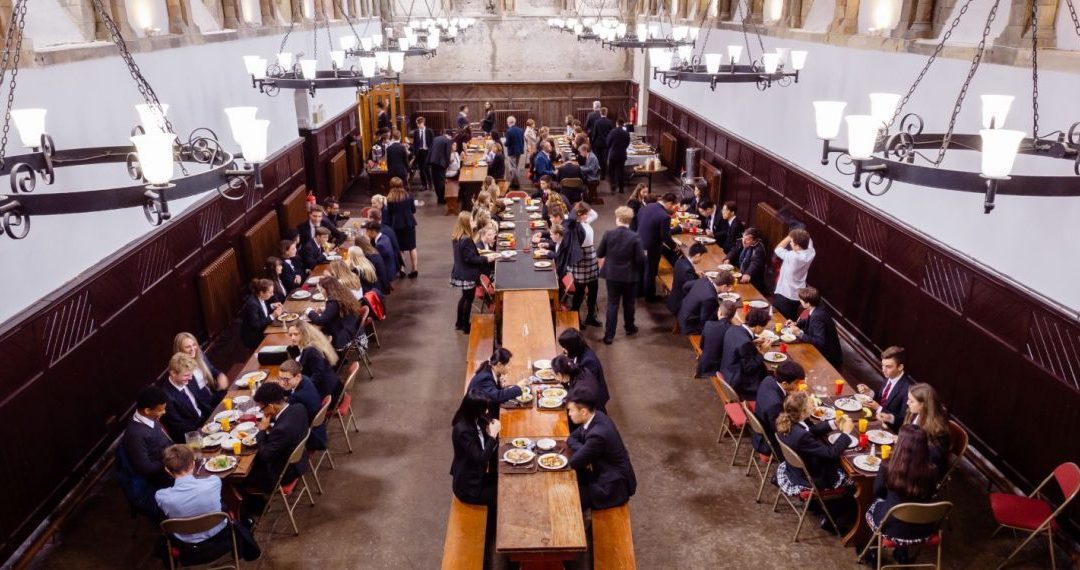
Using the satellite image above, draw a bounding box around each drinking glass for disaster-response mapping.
[185,431,202,450]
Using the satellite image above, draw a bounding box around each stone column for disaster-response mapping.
[221,0,249,28]
[891,0,934,39]
[828,0,860,34]
[95,0,138,40]
[995,0,1057,47]
[785,0,802,28]
[165,0,193,34]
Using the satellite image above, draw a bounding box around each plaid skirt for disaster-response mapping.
[449,277,476,290]
[570,245,599,282]
[865,499,937,546]
[776,461,850,496]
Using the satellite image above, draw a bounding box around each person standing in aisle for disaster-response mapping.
[504,116,525,189]
[428,130,453,205]
[411,116,434,193]
[606,116,631,193]
[596,206,645,344]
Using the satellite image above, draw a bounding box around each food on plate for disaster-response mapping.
[536,369,556,380]
[536,438,557,451]
[503,448,534,464]
[764,352,788,363]
[780,333,797,343]
[311,293,327,302]
[279,312,300,322]
[533,359,552,369]
[205,455,237,472]
[542,387,568,399]
[867,429,897,445]
[511,438,532,448]
[539,396,563,408]
[538,454,568,469]
[834,398,863,412]
[749,300,770,309]
[811,406,836,421]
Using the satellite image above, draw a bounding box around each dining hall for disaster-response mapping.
[1,0,1079,567]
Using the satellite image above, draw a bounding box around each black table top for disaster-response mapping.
[493,200,559,292]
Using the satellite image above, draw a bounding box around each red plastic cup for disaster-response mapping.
[834,378,845,396]
[779,343,788,354]
[859,433,869,449]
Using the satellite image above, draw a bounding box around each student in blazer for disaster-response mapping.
[466,348,528,417]
[450,390,500,506]
[159,353,212,443]
[751,361,803,455]
[596,206,645,343]
[858,346,913,432]
[696,300,737,378]
[567,398,637,510]
[636,194,678,301]
[122,386,174,490]
[246,384,310,495]
[719,307,772,399]
[240,279,280,349]
[667,243,706,316]
[790,287,843,368]
[775,391,857,492]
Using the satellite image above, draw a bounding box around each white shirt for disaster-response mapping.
[880,375,901,402]
[193,366,208,390]
[418,129,427,149]
[773,239,816,300]
[133,411,156,429]
[476,421,487,449]
[582,414,596,432]
[742,324,755,338]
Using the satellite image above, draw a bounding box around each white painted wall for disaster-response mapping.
[126,0,171,36]
[23,0,88,47]
[641,22,1080,312]
[0,22,374,323]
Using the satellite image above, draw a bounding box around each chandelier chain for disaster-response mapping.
[0,0,28,168]
[279,19,296,55]
[1066,0,1080,36]
[324,14,334,55]
[886,0,976,131]
[337,0,372,42]
[935,0,1000,164]
[1031,0,1040,140]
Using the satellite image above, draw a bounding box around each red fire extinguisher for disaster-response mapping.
[629,103,637,125]
[306,189,316,209]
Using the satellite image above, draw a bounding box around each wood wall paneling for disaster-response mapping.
[278,185,310,237]
[646,93,1080,532]
[328,149,348,200]
[300,105,360,200]
[242,210,281,279]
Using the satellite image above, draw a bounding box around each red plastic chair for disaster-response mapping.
[505,190,529,199]
[361,291,384,348]
[473,274,496,313]
[709,372,749,466]
[990,462,1079,569]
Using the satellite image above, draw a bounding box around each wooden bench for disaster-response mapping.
[445,180,460,216]
[688,334,703,357]
[463,314,496,391]
[440,497,488,570]
[555,310,580,337]
[592,504,636,569]
[657,257,674,296]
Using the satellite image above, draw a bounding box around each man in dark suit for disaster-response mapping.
[504,116,525,188]
[299,227,330,273]
[376,101,391,131]
[720,307,771,399]
[280,238,304,290]
[857,346,913,431]
[428,130,453,204]
[245,383,310,497]
[456,104,470,130]
[566,396,637,510]
[596,206,646,344]
[368,209,403,277]
[296,206,344,245]
[677,271,736,335]
[698,200,722,236]
[725,227,768,292]
[752,360,803,455]
[364,221,398,281]
[588,108,615,179]
[667,243,706,316]
[385,129,410,182]
[715,201,744,253]
[606,117,631,193]
[276,360,326,450]
[696,300,738,378]
[636,193,678,302]
[160,353,211,443]
[788,286,843,368]
[410,116,434,191]
[585,101,602,132]
[121,386,174,494]
[556,157,583,183]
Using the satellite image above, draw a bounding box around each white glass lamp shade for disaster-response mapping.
[812,101,846,140]
[790,50,808,71]
[252,58,268,80]
[566,17,577,27]
[427,33,440,49]
[635,23,647,41]
[672,25,688,40]
[359,57,377,77]
[979,129,1025,178]
[437,17,449,27]
[242,55,262,75]
[775,47,790,66]
[276,52,294,69]
[375,50,390,69]
[447,25,458,37]
[372,33,383,46]
[130,133,175,185]
[330,50,346,69]
[705,53,723,74]
[360,36,374,51]
[677,44,692,62]
[648,23,660,38]
[398,37,410,51]
[299,59,317,80]
[727,45,743,64]
[845,115,880,160]
[237,119,270,162]
[384,26,394,38]
[617,23,627,36]
[762,53,780,74]
[135,103,170,134]
[224,106,258,146]
[869,92,901,128]
[689,27,700,39]
[450,17,460,27]
[11,108,46,148]
[389,52,405,73]
[981,94,1014,129]
[650,48,673,72]
[339,36,357,51]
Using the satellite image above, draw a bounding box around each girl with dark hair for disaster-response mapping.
[903,384,952,478]
[557,329,609,410]
[480,102,496,133]
[263,256,288,303]
[864,425,941,562]
[551,354,606,413]
[467,348,529,416]
[240,278,282,349]
[568,202,601,328]
[450,389,501,506]
[307,276,363,350]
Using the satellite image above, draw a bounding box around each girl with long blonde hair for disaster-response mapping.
[450,211,490,333]
[385,177,419,278]
[329,260,363,297]
[287,320,341,401]
[774,391,856,496]
[173,332,228,395]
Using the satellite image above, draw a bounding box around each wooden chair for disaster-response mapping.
[989,462,1079,569]
[771,440,846,543]
[440,497,487,570]
[857,502,953,570]
[329,360,362,453]
[709,372,748,465]
[740,401,777,502]
[307,396,335,495]
[504,190,529,199]
[592,504,637,569]
[936,420,969,497]
[160,512,239,570]
[256,431,314,536]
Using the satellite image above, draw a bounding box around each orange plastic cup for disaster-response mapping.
[232,441,242,455]
[858,418,868,433]
[881,444,892,459]
[834,379,845,396]
[221,417,231,431]
[774,323,783,333]
[797,381,808,392]
[834,409,845,421]
[223,397,233,410]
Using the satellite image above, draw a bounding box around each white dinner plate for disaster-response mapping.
[854,454,882,472]
[534,261,552,268]
[203,455,239,473]
[749,300,771,309]
[764,351,788,363]
[834,397,863,412]
[214,410,240,422]
[291,290,312,300]
[538,453,569,470]
[502,448,535,465]
[867,429,897,445]
[536,438,557,451]
[533,359,552,369]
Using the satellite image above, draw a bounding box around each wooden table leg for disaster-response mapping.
[842,475,873,547]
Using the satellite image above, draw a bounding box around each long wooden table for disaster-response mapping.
[496,289,587,566]
[672,233,878,546]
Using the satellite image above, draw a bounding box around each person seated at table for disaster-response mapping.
[467,348,529,416]
[724,227,768,292]
[752,360,804,455]
[904,383,951,479]
[297,205,341,245]
[679,184,706,215]
[566,395,637,510]
[473,188,494,214]
[558,329,609,408]
[328,260,365,301]
[857,346,912,432]
[720,306,771,399]
[863,425,941,565]
[556,152,583,183]
[174,332,228,408]
[240,279,282,349]
[364,220,400,282]
[552,355,607,413]
[696,300,738,378]
[305,276,362,351]
[579,143,601,191]
[352,237,392,295]
[154,445,242,565]
[677,270,736,336]
[667,243,708,316]
[160,353,212,443]
[450,389,501,507]
[262,256,288,304]
[286,321,341,405]
[120,386,173,516]
[697,200,720,236]
[775,391,856,502]
[715,201,744,253]
[242,383,310,514]
[785,286,843,368]
[279,239,305,291]
[276,359,326,450]
[532,140,556,182]
[445,141,462,179]
[299,227,332,272]
[324,197,349,226]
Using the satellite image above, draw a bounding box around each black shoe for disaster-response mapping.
[461,326,471,334]
[398,271,407,278]
[625,325,639,336]
[602,337,614,345]
[584,317,603,328]
[858,551,877,567]
[408,271,418,279]
[645,296,663,303]
[819,517,837,533]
